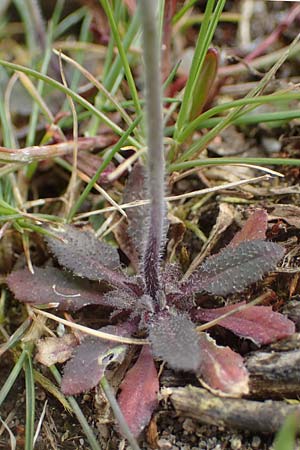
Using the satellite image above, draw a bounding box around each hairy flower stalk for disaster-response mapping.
[140,0,165,302]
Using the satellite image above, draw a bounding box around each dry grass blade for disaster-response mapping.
[32,308,149,345]
[53,49,134,129]
[58,50,79,221]
[196,291,271,332]
[75,174,275,220]
[0,138,109,163]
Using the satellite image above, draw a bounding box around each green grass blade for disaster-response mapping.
[69,14,92,93]
[0,77,15,148]
[174,0,226,136]
[0,349,27,407]
[172,0,198,24]
[50,366,102,450]
[100,377,141,450]
[0,59,141,149]
[51,0,65,27]
[24,347,35,450]
[191,108,300,129]
[102,9,141,94]
[13,0,37,59]
[178,91,300,143]
[169,157,300,173]
[176,35,300,162]
[99,0,142,117]
[26,21,53,148]
[273,413,300,450]
[53,7,87,39]
[68,114,142,220]
[0,317,32,357]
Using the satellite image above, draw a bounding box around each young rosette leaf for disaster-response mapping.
[149,309,201,372]
[185,240,284,297]
[61,323,134,395]
[198,332,249,397]
[45,225,129,288]
[194,302,295,345]
[122,162,149,261]
[7,266,109,310]
[118,345,159,438]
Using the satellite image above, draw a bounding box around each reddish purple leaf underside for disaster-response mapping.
[229,209,268,247]
[122,162,149,261]
[7,266,108,310]
[61,323,134,395]
[118,345,159,437]
[198,332,249,397]
[194,301,295,345]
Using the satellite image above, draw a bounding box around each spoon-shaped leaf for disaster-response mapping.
[183,240,284,296]
[149,309,201,372]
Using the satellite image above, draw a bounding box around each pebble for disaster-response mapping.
[251,436,261,448]
[157,438,174,449]
[262,136,281,154]
[230,436,242,450]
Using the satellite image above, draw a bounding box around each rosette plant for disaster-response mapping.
[7,0,295,442]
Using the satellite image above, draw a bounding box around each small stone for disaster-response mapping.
[182,418,197,434]
[251,436,261,448]
[262,137,281,154]
[157,438,173,449]
[230,436,242,450]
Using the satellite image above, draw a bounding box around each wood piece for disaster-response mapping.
[168,386,300,433]
[161,334,300,399]
[246,333,300,398]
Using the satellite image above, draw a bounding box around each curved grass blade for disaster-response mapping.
[0,349,27,407]
[50,365,102,450]
[24,347,35,450]
[101,376,141,450]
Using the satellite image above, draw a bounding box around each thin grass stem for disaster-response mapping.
[50,366,103,450]
[0,59,141,149]
[169,157,300,172]
[0,349,27,407]
[100,0,142,117]
[24,347,35,450]
[100,377,141,450]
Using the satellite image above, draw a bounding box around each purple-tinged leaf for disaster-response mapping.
[184,240,284,297]
[118,345,159,437]
[103,290,154,314]
[123,162,149,261]
[7,267,110,310]
[113,218,140,272]
[103,289,138,311]
[162,263,183,296]
[46,225,130,289]
[61,323,135,395]
[149,310,201,372]
[194,302,295,345]
[36,334,79,366]
[198,332,249,397]
[229,210,268,247]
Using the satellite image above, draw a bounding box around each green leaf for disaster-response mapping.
[189,48,218,122]
[273,413,300,450]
